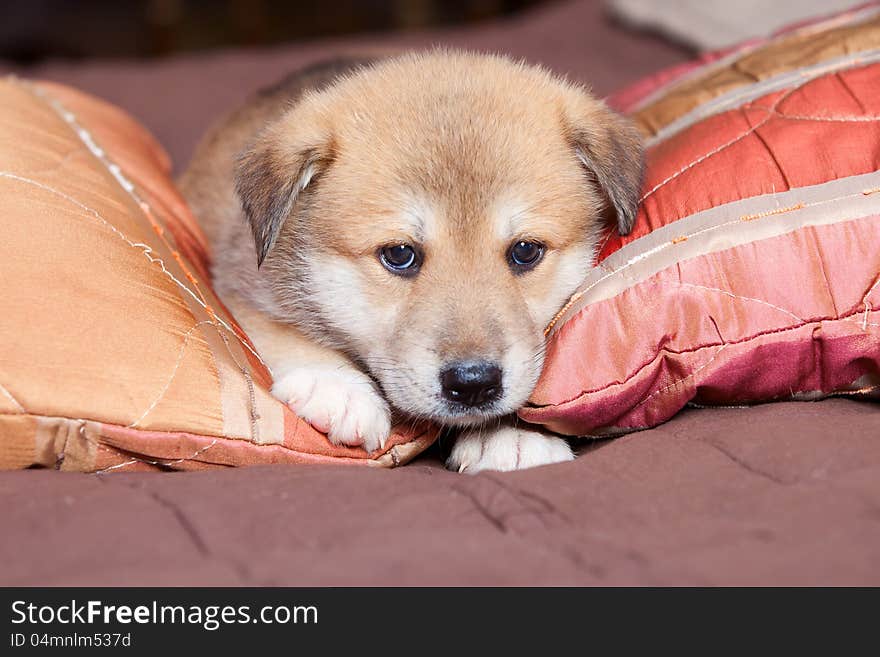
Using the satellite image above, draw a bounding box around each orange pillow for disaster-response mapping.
[0,78,436,472]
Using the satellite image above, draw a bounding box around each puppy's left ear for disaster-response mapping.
[564,96,644,235]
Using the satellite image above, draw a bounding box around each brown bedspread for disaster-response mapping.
[3,1,878,586]
[3,400,878,586]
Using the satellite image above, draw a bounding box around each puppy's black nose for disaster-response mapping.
[440,360,503,407]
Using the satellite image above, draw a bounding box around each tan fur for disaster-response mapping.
[179,50,643,469]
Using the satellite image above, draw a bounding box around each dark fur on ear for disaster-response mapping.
[235,56,376,267]
[235,139,326,266]
[567,101,644,236]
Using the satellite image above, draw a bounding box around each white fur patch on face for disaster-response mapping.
[305,254,395,349]
[525,242,596,324]
[397,194,439,243]
[499,334,544,411]
[492,195,533,242]
[367,346,449,421]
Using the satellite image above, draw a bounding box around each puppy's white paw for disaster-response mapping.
[446,424,574,473]
[271,365,391,452]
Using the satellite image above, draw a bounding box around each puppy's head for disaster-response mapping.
[236,51,643,426]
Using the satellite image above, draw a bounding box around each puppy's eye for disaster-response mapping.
[379,244,420,275]
[507,240,545,272]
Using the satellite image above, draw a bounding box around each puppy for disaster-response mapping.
[179,51,643,472]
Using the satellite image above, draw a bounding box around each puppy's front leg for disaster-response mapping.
[225,293,391,452]
[446,420,574,473]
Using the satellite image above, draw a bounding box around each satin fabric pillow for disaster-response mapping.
[520,6,880,435]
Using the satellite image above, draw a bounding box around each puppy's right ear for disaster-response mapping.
[235,111,334,266]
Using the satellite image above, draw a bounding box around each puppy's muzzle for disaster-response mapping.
[440,360,503,407]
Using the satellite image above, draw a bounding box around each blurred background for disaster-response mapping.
[0,0,859,169]
[1,0,859,64]
[1,0,550,62]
